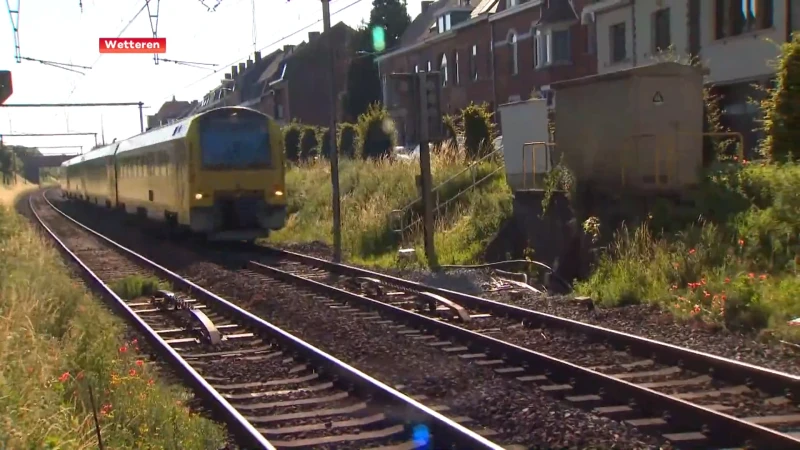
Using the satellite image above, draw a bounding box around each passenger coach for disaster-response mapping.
[61,106,287,242]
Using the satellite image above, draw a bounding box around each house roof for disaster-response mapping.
[399,0,468,47]
[154,98,193,119]
[470,0,498,18]
[535,0,578,26]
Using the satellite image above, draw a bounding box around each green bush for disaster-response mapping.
[317,127,331,159]
[461,102,495,160]
[442,114,459,148]
[356,103,397,159]
[338,123,358,158]
[761,34,800,162]
[283,122,302,163]
[300,126,320,161]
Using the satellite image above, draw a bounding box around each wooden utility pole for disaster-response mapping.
[417,72,441,270]
[321,0,343,263]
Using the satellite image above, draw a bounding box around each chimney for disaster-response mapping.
[308,31,321,42]
[421,1,433,12]
[231,65,239,78]
[224,73,232,80]
[238,62,246,73]
[283,44,295,53]
[246,59,253,68]
[254,51,261,61]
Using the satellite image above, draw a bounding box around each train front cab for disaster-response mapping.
[186,107,286,241]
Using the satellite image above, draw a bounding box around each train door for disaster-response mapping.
[112,144,120,207]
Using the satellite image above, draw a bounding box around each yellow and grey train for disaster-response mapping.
[61,106,287,241]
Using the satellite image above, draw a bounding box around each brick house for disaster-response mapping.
[376,0,597,144]
[582,0,795,156]
[146,97,197,130]
[260,24,357,127]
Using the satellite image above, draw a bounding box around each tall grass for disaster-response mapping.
[268,144,512,267]
[0,206,226,448]
[576,161,800,340]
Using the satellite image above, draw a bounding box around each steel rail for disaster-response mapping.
[248,257,800,449]
[263,247,800,400]
[29,193,278,450]
[37,190,504,450]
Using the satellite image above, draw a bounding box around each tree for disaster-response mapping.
[369,0,411,50]
[343,26,382,122]
[342,0,411,120]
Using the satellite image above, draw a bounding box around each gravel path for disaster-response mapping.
[271,242,800,376]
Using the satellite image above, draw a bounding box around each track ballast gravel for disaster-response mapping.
[273,241,800,377]
[48,193,668,449]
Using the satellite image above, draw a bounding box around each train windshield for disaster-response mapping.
[199,114,271,169]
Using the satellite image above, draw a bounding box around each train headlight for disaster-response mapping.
[194,193,204,200]
[274,190,284,197]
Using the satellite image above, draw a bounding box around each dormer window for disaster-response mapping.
[437,13,452,33]
[506,0,518,9]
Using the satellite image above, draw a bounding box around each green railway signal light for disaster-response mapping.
[371,26,386,52]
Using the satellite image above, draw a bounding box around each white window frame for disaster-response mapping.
[441,54,449,86]
[506,0,517,8]
[454,51,460,85]
[508,30,518,75]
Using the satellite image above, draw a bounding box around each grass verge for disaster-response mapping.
[575,161,800,342]
[0,198,227,448]
[267,147,513,268]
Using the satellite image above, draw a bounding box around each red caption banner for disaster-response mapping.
[99,38,167,54]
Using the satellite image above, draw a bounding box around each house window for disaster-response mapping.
[551,29,571,63]
[438,16,445,32]
[610,22,626,63]
[470,44,478,80]
[454,51,460,85]
[441,54,449,86]
[653,8,671,52]
[715,0,773,39]
[415,64,419,73]
[506,0,517,8]
[509,32,518,75]
[532,29,539,67]
[276,103,284,120]
[427,60,432,72]
[445,14,451,31]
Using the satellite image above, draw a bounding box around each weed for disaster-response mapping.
[0,207,226,448]
[109,275,170,300]
[576,162,800,341]
[267,149,512,267]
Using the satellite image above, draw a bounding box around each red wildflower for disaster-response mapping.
[128,369,137,377]
[148,379,155,386]
[738,239,745,247]
[724,277,731,283]
[135,360,144,367]
[700,278,707,285]
[131,338,138,345]
[119,345,127,353]
[58,372,70,383]
[692,304,701,315]
[100,404,112,416]
[748,273,755,279]
[689,248,696,255]
[703,290,711,298]
[759,274,767,280]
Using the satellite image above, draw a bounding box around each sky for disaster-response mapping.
[0,0,421,155]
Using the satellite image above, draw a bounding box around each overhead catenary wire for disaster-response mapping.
[164,0,365,101]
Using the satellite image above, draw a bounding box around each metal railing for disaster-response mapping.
[388,148,505,244]
[521,141,555,189]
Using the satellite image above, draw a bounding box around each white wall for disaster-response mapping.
[595,0,690,74]
[699,1,786,84]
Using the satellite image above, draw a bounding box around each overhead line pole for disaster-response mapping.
[322,0,342,263]
[0,102,147,133]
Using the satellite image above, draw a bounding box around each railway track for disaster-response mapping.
[241,247,800,450]
[26,191,505,450]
